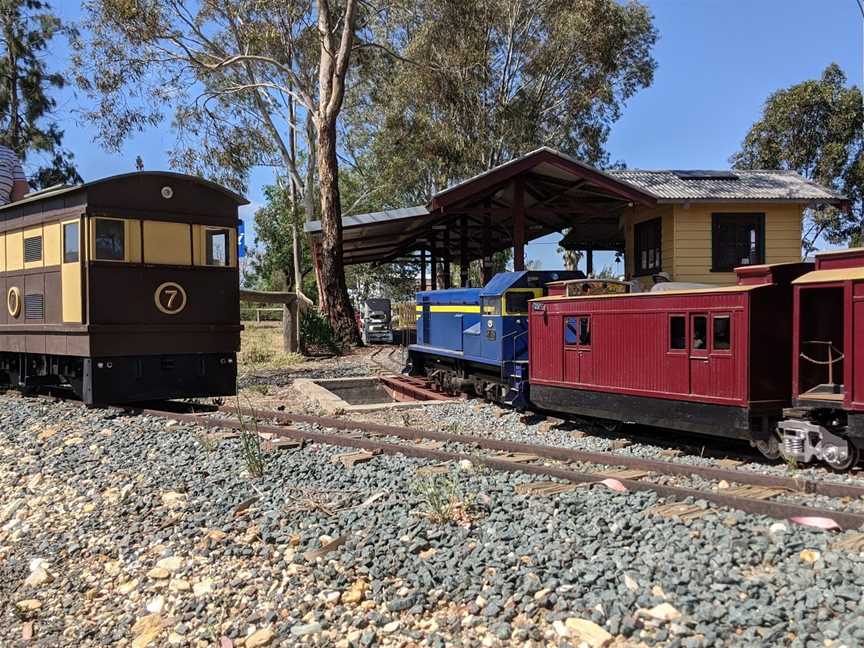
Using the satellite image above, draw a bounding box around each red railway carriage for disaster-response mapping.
[528,262,813,453]
[779,248,864,469]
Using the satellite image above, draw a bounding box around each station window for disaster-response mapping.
[713,315,731,350]
[205,229,230,266]
[670,316,686,350]
[692,315,708,350]
[712,213,765,272]
[564,316,590,346]
[504,291,531,314]
[634,218,661,276]
[23,236,42,263]
[94,218,125,261]
[63,222,79,263]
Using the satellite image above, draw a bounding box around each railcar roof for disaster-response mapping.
[793,267,864,284]
[0,171,248,210]
[532,283,763,302]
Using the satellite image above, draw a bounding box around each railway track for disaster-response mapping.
[129,402,864,530]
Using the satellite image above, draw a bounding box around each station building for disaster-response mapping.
[306,148,845,290]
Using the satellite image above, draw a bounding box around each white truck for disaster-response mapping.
[361,298,394,344]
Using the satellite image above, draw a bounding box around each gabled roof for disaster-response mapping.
[607,169,846,203]
[429,146,657,210]
[0,171,249,211]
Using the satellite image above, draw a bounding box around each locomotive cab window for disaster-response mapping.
[670,315,686,350]
[63,222,79,263]
[481,297,501,316]
[94,218,125,261]
[504,291,531,314]
[205,228,230,266]
[713,315,731,350]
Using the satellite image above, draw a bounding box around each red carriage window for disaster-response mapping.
[670,316,686,350]
[578,317,590,346]
[713,315,731,350]
[564,316,590,346]
[564,317,579,345]
[692,315,708,350]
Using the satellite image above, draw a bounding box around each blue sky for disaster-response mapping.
[48,1,864,274]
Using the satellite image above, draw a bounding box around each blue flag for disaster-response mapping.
[238,220,246,259]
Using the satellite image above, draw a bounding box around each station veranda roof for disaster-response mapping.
[305,148,657,266]
[305,147,846,266]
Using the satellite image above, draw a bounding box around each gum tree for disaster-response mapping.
[75,0,365,346]
[732,64,864,251]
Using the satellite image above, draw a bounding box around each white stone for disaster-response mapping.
[146,595,165,614]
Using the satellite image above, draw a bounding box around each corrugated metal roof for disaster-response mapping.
[304,205,428,233]
[607,169,845,202]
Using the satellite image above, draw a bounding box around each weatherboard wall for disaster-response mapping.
[671,202,803,285]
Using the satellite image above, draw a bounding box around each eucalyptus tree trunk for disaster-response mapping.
[316,119,361,347]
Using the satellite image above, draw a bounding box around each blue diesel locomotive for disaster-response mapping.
[406,271,583,407]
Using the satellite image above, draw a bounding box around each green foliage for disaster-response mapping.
[411,470,476,525]
[732,64,864,250]
[301,308,342,355]
[346,0,657,205]
[0,0,80,188]
[235,400,267,479]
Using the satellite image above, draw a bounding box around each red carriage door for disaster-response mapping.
[563,316,592,384]
[689,314,710,396]
[708,314,735,398]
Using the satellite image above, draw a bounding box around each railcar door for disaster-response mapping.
[61,219,82,323]
[563,315,592,384]
[689,313,710,396]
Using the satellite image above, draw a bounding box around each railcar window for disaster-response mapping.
[94,219,125,261]
[63,223,79,263]
[692,316,708,350]
[564,317,578,345]
[205,229,229,266]
[670,316,686,349]
[23,236,42,263]
[713,315,731,350]
[578,316,591,346]
[505,292,531,314]
[564,317,590,346]
[481,297,501,316]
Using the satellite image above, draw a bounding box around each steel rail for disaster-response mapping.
[217,405,864,500]
[138,407,864,530]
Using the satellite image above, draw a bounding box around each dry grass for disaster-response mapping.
[239,324,305,371]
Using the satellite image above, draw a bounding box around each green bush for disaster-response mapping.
[301,309,342,355]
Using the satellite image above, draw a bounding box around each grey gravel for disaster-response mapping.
[1,392,863,647]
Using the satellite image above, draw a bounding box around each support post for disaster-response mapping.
[442,228,451,289]
[482,199,492,285]
[586,247,594,277]
[430,247,438,290]
[513,178,525,271]
[460,215,469,287]
[420,248,427,291]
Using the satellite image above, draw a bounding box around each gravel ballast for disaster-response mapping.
[2,394,864,647]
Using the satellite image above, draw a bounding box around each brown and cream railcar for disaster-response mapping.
[0,172,246,404]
